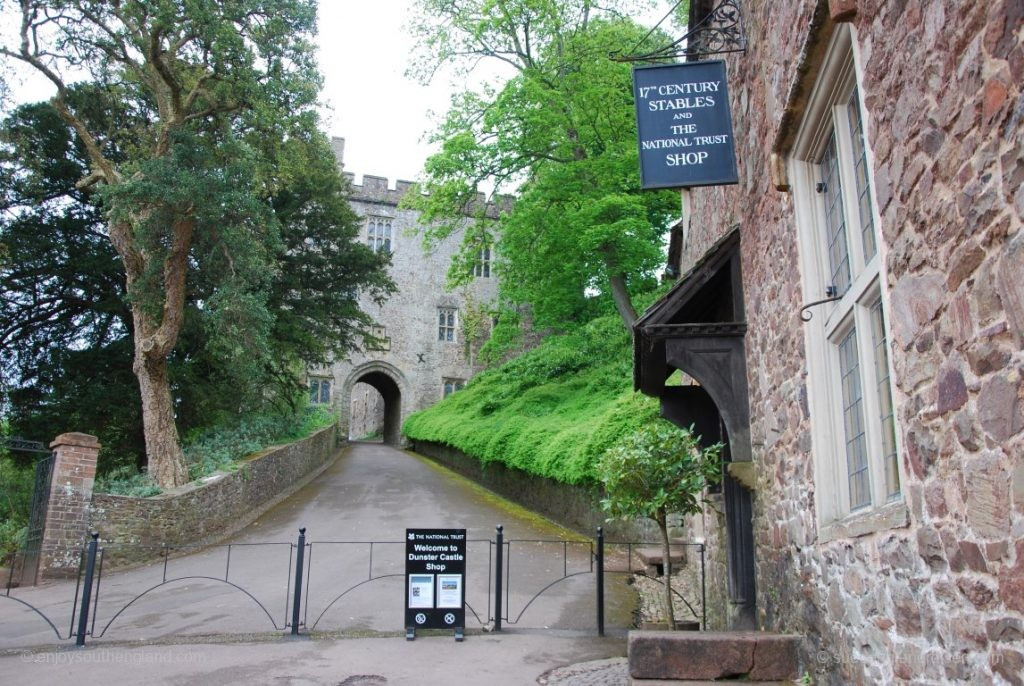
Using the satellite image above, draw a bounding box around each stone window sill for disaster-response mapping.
[818,500,909,544]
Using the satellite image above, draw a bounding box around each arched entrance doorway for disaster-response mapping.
[342,363,405,446]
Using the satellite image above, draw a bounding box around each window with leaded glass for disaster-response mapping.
[438,307,456,342]
[789,26,902,533]
[443,378,465,397]
[309,377,331,405]
[367,217,392,253]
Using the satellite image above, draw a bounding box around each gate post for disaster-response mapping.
[493,525,503,631]
[290,528,306,635]
[596,527,604,636]
[40,433,100,582]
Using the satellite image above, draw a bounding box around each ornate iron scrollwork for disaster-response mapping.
[611,0,747,63]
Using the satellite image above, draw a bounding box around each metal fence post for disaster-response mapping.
[596,527,604,636]
[291,528,306,635]
[75,532,99,647]
[700,543,707,630]
[493,525,503,631]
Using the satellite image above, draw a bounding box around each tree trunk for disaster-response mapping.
[134,342,189,488]
[658,511,676,630]
[116,216,195,489]
[609,272,638,329]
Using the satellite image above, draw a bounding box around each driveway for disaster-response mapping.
[1,442,637,683]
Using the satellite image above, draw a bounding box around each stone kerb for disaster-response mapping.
[88,425,340,568]
[39,432,100,581]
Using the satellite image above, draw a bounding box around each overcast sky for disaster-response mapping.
[3,1,676,186]
[320,2,679,185]
[317,1,457,185]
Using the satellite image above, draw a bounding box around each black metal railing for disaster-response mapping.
[0,525,706,647]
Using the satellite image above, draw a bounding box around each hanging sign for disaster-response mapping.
[633,60,739,189]
[405,528,466,640]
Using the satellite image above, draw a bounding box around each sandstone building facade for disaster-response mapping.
[634,1,1022,683]
[310,138,499,443]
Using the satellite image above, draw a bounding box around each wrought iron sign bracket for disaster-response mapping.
[611,0,747,64]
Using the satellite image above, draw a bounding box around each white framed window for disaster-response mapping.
[443,378,465,397]
[789,26,902,537]
[309,377,332,405]
[474,245,491,277]
[367,217,392,253]
[438,307,457,342]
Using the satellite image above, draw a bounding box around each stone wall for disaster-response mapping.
[89,426,339,567]
[349,382,385,439]
[678,1,1023,683]
[412,440,655,541]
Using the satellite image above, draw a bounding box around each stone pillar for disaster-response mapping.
[38,433,99,581]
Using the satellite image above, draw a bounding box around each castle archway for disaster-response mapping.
[341,362,406,446]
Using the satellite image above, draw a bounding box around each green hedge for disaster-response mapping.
[403,313,661,485]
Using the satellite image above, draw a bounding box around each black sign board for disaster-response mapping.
[405,528,466,639]
[633,60,739,189]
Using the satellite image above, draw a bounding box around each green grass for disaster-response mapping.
[403,313,662,486]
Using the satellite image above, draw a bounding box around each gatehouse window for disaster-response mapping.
[474,245,491,277]
[367,217,392,253]
[438,307,457,342]
[789,26,902,536]
[443,378,465,397]
[309,377,332,405]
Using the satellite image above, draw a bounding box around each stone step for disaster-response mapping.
[631,680,793,685]
[628,630,803,682]
[635,546,689,576]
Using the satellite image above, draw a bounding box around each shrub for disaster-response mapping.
[0,456,34,557]
[403,312,661,485]
[597,420,722,628]
[94,403,336,494]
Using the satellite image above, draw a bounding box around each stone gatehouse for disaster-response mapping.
[309,138,501,443]
[635,0,1022,683]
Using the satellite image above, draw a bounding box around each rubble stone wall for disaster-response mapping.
[680,1,1023,683]
[89,426,339,568]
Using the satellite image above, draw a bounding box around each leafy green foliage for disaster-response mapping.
[95,404,335,494]
[403,312,662,485]
[182,404,334,480]
[406,1,678,329]
[0,0,349,487]
[0,455,33,557]
[1,86,390,479]
[596,417,721,629]
[94,466,162,498]
[596,421,722,524]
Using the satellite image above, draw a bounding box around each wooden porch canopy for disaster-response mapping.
[632,226,752,463]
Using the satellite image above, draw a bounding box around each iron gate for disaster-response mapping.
[2,437,54,586]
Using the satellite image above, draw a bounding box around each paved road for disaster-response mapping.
[1,442,636,684]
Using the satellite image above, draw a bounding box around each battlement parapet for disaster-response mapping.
[342,171,513,219]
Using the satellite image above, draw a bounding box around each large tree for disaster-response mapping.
[0,88,393,474]
[0,0,328,487]
[406,0,679,330]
